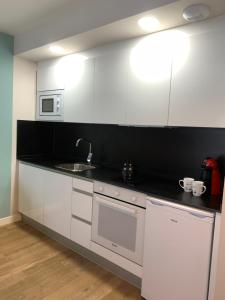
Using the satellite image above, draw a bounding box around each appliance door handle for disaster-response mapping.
[96,196,137,216]
[149,199,165,207]
[189,212,212,219]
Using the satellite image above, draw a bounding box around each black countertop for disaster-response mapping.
[18,157,222,213]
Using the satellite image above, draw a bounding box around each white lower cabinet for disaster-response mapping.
[71,190,92,222]
[18,163,44,224]
[43,171,72,238]
[19,162,72,238]
[71,217,92,249]
[70,180,93,249]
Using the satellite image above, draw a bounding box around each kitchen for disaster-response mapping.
[1,0,225,299]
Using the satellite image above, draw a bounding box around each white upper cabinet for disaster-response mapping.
[168,22,225,127]
[125,34,172,126]
[36,17,225,127]
[93,51,128,124]
[64,57,94,123]
[37,58,65,91]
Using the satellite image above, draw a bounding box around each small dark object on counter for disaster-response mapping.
[122,162,135,183]
[122,162,128,182]
[127,163,134,183]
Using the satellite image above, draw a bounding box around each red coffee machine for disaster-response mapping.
[200,157,222,196]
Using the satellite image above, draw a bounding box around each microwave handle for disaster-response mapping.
[95,196,137,216]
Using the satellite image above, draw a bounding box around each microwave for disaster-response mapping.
[36,90,64,121]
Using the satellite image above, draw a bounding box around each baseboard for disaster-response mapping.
[0,214,21,226]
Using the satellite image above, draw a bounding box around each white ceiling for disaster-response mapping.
[0,0,73,35]
[18,0,225,62]
[0,0,224,61]
[14,0,175,54]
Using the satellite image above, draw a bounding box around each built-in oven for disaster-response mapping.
[36,89,64,121]
[92,181,146,266]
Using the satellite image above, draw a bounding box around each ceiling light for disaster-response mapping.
[183,4,210,22]
[49,45,65,55]
[138,16,160,32]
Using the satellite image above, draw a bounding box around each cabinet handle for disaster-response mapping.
[72,214,92,225]
[149,200,165,207]
[189,212,212,219]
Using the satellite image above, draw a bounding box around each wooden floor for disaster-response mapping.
[0,222,142,300]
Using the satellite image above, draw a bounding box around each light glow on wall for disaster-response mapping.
[55,54,88,88]
[129,30,190,83]
[138,16,160,32]
[49,45,66,55]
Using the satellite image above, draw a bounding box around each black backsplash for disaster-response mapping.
[17,120,225,180]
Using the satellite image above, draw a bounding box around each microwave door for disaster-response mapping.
[39,95,59,116]
[41,97,54,115]
[36,89,64,121]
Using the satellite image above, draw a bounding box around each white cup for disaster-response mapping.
[192,181,206,197]
[179,177,194,192]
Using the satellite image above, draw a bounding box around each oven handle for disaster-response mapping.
[95,196,137,216]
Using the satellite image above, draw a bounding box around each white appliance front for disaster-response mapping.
[92,193,145,265]
[36,90,64,121]
[142,198,214,300]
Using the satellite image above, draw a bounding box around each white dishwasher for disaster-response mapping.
[142,197,214,300]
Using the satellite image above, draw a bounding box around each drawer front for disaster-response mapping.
[73,178,93,194]
[72,191,93,222]
[71,217,91,249]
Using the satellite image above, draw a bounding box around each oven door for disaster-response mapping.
[92,193,145,265]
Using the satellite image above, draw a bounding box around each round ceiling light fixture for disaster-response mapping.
[183,4,210,22]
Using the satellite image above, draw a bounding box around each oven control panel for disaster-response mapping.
[94,181,146,208]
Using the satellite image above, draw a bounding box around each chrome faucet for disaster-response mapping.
[75,138,93,164]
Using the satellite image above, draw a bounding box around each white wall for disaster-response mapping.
[11,56,36,215]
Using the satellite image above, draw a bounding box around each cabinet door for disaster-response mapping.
[64,58,94,123]
[71,217,91,249]
[18,163,43,224]
[126,34,172,126]
[169,27,225,127]
[142,200,213,300]
[43,170,72,238]
[94,51,128,124]
[37,58,65,91]
[71,191,92,222]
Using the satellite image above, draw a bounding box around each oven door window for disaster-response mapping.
[92,194,145,265]
[42,98,54,113]
[98,203,137,251]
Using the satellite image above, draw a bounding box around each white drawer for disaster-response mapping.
[73,177,93,194]
[71,217,91,249]
[72,191,93,222]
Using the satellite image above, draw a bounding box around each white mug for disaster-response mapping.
[179,177,194,192]
[192,181,206,197]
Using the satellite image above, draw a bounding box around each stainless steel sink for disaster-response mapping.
[55,163,96,172]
